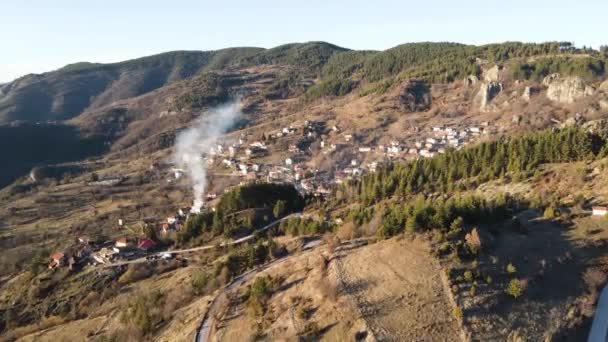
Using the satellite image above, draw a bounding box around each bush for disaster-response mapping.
[191,269,211,294]
[464,270,474,282]
[543,206,557,219]
[506,279,524,298]
[453,306,463,322]
[121,291,165,334]
[506,263,517,275]
[247,275,276,319]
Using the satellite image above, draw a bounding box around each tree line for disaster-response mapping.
[336,127,606,205]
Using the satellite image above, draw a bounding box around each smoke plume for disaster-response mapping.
[173,99,242,213]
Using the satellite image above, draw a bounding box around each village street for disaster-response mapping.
[102,213,303,268]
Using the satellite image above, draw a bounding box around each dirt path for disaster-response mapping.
[334,237,461,342]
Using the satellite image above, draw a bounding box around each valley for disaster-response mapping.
[1,41,608,341]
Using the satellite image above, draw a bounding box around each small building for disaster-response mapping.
[167,216,177,225]
[351,159,358,166]
[138,238,156,251]
[358,147,372,153]
[592,206,608,216]
[285,158,293,166]
[78,236,91,245]
[115,237,130,248]
[49,251,66,268]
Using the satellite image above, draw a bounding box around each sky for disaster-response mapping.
[1,0,606,83]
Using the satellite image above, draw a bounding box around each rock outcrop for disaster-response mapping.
[543,75,594,104]
[483,65,501,82]
[599,79,608,93]
[542,73,561,87]
[478,82,503,111]
[397,80,431,112]
[464,75,479,86]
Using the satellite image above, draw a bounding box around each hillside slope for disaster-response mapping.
[0,48,264,123]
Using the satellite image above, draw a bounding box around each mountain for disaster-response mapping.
[2,41,608,341]
[0,43,351,124]
[0,48,263,123]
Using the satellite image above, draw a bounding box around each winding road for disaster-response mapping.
[103,213,302,268]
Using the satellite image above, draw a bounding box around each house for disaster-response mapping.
[351,159,358,166]
[592,206,608,216]
[78,236,91,245]
[344,134,353,142]
[415,141,423,148]
[426,138,437,144]
[138,238,156,251]
[49,251,66,268]
[161,223,172,235]
[408,148,419,155]
[178,207,191,217]
[223,159,234,167]
[388,146,400,154]
[115,237,130,248]
[228,146,237,158]
[289,144,300,153]
[320,141,325,148]
[358,147,372,153]
[167,216,177,225]
[285,158,293,166]
[469,127,482,133]
[250,141,267,150]
[118,219,124,226]
[432,126,444,132]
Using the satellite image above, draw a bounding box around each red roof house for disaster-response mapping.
[138,238,156,251]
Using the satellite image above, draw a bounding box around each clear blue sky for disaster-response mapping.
[1,0,606,83]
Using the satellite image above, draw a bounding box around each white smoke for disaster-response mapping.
[173,99,242,213]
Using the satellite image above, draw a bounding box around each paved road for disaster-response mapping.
[588,283,608,342]
[103,213,302,268]
[194,237,372,342]
[194,237,322,342]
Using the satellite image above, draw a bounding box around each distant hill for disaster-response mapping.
[0,41,606,188]
[0,48,263,123]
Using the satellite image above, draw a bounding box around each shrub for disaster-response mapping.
[191,270,211,294]
[247,275,276,319]
[486,276,493,284]
[453,306,463,322]
[543,206,557,219]
[506,263,517,275]
[506,279,524,298]
[121,291,165,334]
[464,270,474,282]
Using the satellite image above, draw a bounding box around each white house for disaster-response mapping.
[592,206,608,216]
[285,158,293,166]
[351,159,358,166]
[359,147,372,153]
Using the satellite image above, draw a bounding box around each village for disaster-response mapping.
[45,116,608,273]
[42,119,507,270]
